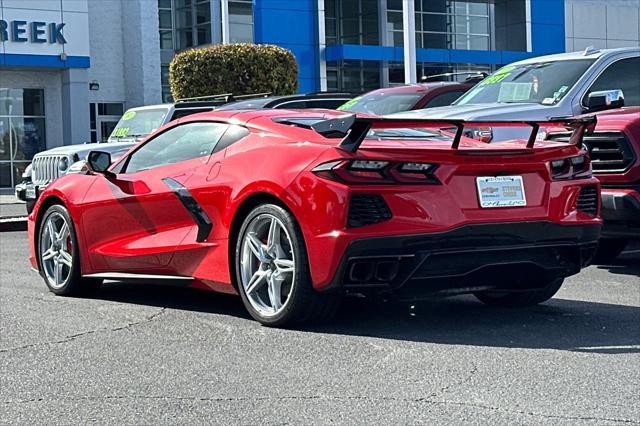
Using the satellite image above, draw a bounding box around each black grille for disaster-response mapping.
[348,194,392,227]
[547,131,636,173]
[577,185,599,216]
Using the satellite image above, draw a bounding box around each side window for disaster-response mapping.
[584,57,640,107]
[170,107,215,120]
[124,122,228,173]
[424,91,466,108]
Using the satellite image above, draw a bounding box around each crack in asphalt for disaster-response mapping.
[0,308,167,354]
[2,394,637,424]
[425,363,479,400]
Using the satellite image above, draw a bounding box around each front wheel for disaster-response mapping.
[474,278,565,307]
[37,204,101,296]
[235,204,341,327]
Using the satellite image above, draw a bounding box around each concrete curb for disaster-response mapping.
[0,216,28,232]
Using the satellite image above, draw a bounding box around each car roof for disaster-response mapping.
[125,104,174,112]
[509,47,640,66]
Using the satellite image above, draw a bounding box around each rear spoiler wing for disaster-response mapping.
[302,114,597,153]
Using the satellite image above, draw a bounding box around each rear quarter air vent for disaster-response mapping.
[348,194,392,228]
[577,185,599,216]
[547,131,636,174]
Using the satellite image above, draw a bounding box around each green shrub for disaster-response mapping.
[169,43,299,100]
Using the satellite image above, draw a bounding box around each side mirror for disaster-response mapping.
[586,89,624,112]
[86,151,113,175]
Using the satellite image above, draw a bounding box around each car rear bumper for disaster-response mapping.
[601,188,640,239]
[323,221,600,300]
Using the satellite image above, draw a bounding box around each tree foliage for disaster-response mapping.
[169,43,299,99]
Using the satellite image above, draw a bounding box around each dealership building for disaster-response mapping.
[1,0,639,188]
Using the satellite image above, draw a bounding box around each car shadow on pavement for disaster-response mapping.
[94,282,252,320]
[594,250,640,277]
[91,278,640,354]
[315,296,640,354]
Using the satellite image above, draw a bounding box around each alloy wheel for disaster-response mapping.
[240,213,296,317]
[40,212,74,289]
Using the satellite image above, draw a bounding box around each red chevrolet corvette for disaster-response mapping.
[28,109,601,326]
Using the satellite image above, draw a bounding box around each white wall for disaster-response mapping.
[565,0,640,51]
[86,0,126,105]
[86,0,162,109]
[121,0,162,107]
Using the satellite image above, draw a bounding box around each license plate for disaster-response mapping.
[25,187,37,200]
[476,176,526,208]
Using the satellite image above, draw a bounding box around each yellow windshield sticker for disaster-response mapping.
[479,65,515,86]
[337,97,361,111]
[122,110,137,121]
[112,127,129,137]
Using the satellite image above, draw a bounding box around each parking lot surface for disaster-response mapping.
[1,231,638,424]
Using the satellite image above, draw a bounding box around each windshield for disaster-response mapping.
[455,59,595,106]
[338,93,423,115]
[110,108,169,139]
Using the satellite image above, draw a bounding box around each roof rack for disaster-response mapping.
[583,46,600,56]
[420,71,488,83]
[175,92,272,103]
[305,91,357,96]
[176,93,233,102]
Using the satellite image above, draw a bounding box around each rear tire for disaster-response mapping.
[37,204,101,296]
[474,278,564,307]
[593,239,628,263]
[235,204,341,327]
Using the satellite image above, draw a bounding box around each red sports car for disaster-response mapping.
[28,109,601,326]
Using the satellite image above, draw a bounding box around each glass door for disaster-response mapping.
[0,88,46,188]
[90,103,124,143]
[98,118,120,142]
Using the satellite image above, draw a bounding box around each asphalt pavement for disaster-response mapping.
[1,231,638,424]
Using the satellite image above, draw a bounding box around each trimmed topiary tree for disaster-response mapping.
[169,43,299,100]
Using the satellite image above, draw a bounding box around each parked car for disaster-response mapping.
[336,77,480,116]
[27,109,600,326]
[546,107,640,260]
[16,95,257,213]
[392,47,640,141]
[215,92,356,111]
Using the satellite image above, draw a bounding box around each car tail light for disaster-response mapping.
[549,154,592,180]
[312,160,439,184]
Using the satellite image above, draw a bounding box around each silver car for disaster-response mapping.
[392,47,640,141]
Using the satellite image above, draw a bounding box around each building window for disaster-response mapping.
[386,0,404,46]
[159,0,174,50]
[0,89,46,188]
[174,0,212,51]
[324,0,380,46]
[326,60,381,92]
[161,65,174,103]
[387,0,491,50]
[228,0,253,43]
